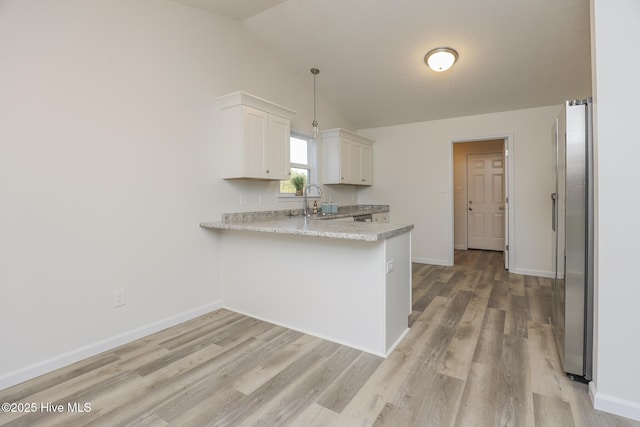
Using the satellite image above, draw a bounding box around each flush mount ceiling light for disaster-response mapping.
[424,47,458,72]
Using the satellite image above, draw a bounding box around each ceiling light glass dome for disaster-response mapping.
[424,47,458,72]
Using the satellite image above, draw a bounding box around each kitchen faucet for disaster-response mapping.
[303,184,323,216]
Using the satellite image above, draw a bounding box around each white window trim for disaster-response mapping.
[278,131,319,202]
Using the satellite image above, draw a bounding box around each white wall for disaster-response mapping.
[358,105,561,275]
[590,0,640,420]
[0,0,355,388]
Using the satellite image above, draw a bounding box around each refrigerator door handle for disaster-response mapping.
[551,193,557,231]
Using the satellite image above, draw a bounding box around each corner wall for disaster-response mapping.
[0,0,355,388]
[589,0,640,420]
[358,105,561,275]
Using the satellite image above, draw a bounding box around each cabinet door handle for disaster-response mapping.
[361,179,365,182]
[266,169,269,174]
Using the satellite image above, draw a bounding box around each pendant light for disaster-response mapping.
[311,68,320,138]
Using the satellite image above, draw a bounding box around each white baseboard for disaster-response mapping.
[0,299,223,391]
[385,328,410,357]
[590,381,640,421]
[413,258,554,279]
[412,257,452,266]
[224,305,390,358]
[454,245,467,250]
[509,267,555,278]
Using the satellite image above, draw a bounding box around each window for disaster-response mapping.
[280,134,314,195]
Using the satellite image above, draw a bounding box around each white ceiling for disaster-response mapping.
[172,0,288,20]
[175,0,592,130]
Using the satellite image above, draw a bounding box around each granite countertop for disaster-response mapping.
[200,217,413,241]
[199,206,413,242]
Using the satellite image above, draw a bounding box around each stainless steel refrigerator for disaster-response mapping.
[551,98,594,383]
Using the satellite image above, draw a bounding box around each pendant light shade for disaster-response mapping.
[311,68,319,138]
[424,47,458,72]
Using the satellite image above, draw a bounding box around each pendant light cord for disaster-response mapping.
[311,68,319,136]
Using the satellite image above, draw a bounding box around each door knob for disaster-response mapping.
[499,207,505,211]
[469,207,473,211]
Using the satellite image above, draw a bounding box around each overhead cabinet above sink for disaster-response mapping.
[321,128,374,185]
[217,91,296,180]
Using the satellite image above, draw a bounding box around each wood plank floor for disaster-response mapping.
[1,250,638,426]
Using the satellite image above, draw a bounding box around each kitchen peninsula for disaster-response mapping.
[200,209,414,357]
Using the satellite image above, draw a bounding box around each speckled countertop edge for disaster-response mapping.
[200,206,413,242]
[200,219,413,242]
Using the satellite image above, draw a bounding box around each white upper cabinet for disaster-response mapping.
[359,143,373,184]
[268,114,291,180]
[217,92,296,180]
[321,128,374,185]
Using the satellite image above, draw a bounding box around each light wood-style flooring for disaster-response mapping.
[1,250,638,426]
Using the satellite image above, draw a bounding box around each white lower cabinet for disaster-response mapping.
[219,229,412,357]
[217,91,296,180]
[321,128,374,185]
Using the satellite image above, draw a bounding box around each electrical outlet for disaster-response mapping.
[386,260,395,274]
[113,289,126,307]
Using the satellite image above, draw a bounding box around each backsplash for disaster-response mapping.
[221,204,389,223]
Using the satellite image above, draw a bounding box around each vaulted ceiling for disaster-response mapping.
[173,0,592,129]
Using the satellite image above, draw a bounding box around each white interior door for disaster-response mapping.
[467,153,505,251]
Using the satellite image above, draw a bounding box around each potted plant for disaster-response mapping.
[290,175,306,196]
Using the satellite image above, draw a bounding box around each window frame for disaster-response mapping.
[278,132,320,201]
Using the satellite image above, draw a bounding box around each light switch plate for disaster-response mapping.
[114,289,126,307]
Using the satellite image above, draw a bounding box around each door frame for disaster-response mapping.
[450,133,515,270]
